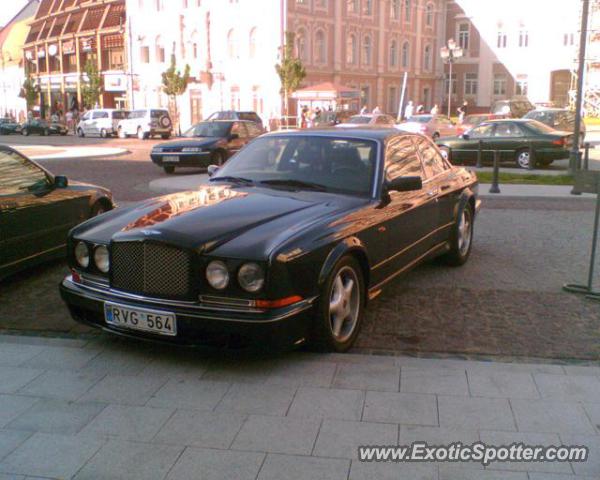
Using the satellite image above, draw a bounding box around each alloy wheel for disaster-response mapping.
[458,208,472,256]
[517,151,530,169]
[328,266,360,343]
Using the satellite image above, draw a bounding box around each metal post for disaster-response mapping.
[584,142,590,170]
[569,0,590,174]
[586,182,600,293]
[476,139,482,168]
[447,60,453,118]
[489,150,501,194]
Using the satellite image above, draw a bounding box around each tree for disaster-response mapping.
[161,55,191,134]
[81,59,103,109]
[275,31,306,121]
[20,75,38,111]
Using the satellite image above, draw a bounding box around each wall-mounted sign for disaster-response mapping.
[104,73,127,92]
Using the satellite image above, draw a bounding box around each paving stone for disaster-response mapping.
[560,434,600,477]
[78,374,166,406]
[534,374,600,402]
[0,345,46,368]
[322,353,397,366]
[216,384,296,416]
[401,367,469,396]
[287,387,364,421]
[166,447,264,480]
[0,474,24,480]
[79,348,152,376]
[527,474,597,480]
[265,361,336,387]
[362,391,438,426]
[467,371,540,399]
[18,371,104,401]
[0,396,39,429]
[232,415,320,455]
[439,466,527,479]
[511,399,595,435]
[73,439,183,480]
[137,353,209,380]
[349,461,438,480]
[154,410,246,449]
[201,358,276,384]
[479,430,571,474]
[0,432,104,479]
[80,404,174,441]
[332,364,400,392]
[438,396,515,431]
[313,419,397,460]
[464,362,566,375]
[0,368,42,395]
[583,402,600,434]
[7,399,106,435]
[258,454,349,480]
[0,431,30,462]
[563,365,600,376]
[147,379,230,410]
[398,425,479,447]
[22,347,101,371]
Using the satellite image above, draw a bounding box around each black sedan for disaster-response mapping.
[60,128,480,352]
[0,145,114,280]
[0,118,21,135]
[436,119,573,168]
[21,119,68,136]
[150,120,262,174]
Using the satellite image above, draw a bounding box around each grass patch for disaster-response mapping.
[476,172,574,186]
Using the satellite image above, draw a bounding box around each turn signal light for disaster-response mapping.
[255,295,303,309]
[71,269,82,283]
[552,138,565,146]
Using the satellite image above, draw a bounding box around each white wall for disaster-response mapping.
[0,64,27,120]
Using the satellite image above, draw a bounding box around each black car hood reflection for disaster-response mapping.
[71,184,366,259]
[155,138,222,149]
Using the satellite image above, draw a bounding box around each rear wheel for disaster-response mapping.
[100,128,108,138]
[21,128,29,136]
[439,202,474,266]
[163,166,175,174]
[161,133,171,140]
[515,149,531,169]
[90,201,108,218]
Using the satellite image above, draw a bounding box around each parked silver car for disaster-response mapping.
[397,114,461,139]
[117,108,173,140]
[76,109,129,138]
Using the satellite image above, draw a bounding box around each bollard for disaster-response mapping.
[527,141,536,170]
[489,150,501,194]
[476,140,482,168]
[584,142,590,171]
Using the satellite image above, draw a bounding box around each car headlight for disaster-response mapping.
[152,147,163,153]
[238,263,265,293]
[182,147,202,152]
[74,241,90,268]
[206,260,229,290]
[94,245,110,273]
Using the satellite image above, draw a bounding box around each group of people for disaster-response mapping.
[403,100,469,122]
[299,105,334,128]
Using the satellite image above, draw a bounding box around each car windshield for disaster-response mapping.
[347,116,371,124]
[410,116,432,123]
[524,120,558,134]
[183,122,232,138]
[212,135,378,196]
[465,115,487,125]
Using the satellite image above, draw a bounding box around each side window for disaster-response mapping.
[494,122,524,137]
[385,137,424,182]
[246,123,261,137]
[92,111,108,119]
[82,112,91,121]
[237,123,249,139]
[469,124,495,138]
[0,150,49,195]
[415,137,447,178]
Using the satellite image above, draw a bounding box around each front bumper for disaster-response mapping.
[151,151,212,167]
[60,276,314,346]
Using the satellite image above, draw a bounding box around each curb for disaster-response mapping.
[9,145,131,161]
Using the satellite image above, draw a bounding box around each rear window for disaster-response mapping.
[112,111,129,120]
[151,110,168,119]
[238,112,260,123]
[524,120,557,134]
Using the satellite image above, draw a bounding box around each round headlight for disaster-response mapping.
[74,242,90,268]
[238,263,265,293]
[206,261,229,290]
[94,245,110,273]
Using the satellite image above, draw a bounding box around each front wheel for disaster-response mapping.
[439,202,474,266]
[77,128,85,138]
[211,150,225,166]
[118,127,126,139]
[42,128,49,136]
[515,149,532,169]
[21,128,29,136]
[90,201,108,218]
[161,133,171,140]
[311,256,364,352]
[137,127,147,140]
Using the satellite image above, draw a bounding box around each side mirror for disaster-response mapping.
[386,176,422,193]
[461,133,469,140]
[207,165,220,177]
[54,175,68,188]
[228,133,239,141]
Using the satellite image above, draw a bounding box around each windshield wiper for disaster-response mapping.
[209,176,254,185]
[259,179,328,191]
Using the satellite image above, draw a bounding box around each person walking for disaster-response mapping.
[360,105,368,115]
[457,101,468,123]
[372,105,382,114]
[430,104,439,115]
[404,101,414,120]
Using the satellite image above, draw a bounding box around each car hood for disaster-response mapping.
[71,184,365,260]
[397,122,426,133]
[154,138,222,149]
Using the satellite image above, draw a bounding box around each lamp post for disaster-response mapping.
[440,38,463,118]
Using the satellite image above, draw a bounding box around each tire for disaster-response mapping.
[100,128,107,138]
[211,150,225,166]
[310,256,365,352]
[118,127,126,139]
[42,129,49,136]
[439,202,474,266]
[77,128,85,138]
[515,149,532,169]
[137,127,147,140]
[21,128,29,136]
[439,146,451,162]
[90,201,108,218]
[163,166,175,174]
[432,132,440,140]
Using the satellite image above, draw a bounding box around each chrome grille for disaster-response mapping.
[111,242,192,298]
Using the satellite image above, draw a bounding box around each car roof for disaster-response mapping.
[484,118,535,124]
[264,127,403,141]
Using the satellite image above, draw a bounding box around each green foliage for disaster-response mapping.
[20,75,37,110]
[81,59,103,108]
[275,31,306,115]
[161,55,191,131]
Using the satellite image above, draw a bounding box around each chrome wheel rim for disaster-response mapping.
[329,266,360,343]
[517,151,530,168]
[458,209,472,256]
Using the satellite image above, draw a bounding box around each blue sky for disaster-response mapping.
[0,0,28,28]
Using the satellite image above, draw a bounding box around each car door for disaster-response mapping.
[487,122,528,162]
[457,123,496,164]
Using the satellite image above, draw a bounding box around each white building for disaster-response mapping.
[127,0,284,131]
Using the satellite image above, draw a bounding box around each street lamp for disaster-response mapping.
[440,38,463,118]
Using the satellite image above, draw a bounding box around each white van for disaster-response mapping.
[117,108,173,140]
[76,109,129,138]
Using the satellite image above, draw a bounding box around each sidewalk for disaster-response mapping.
[9,144,129,161]
[0,333,597,479]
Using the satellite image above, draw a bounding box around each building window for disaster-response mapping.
[347,0,358,13]
[227,29,236,58]
[388,86,398,115]
[347,34,357,64]
[516,77,528,95]
[389,40,398,67]
[401,41,410,68]
[249,27,257,59]
[296,0,308,4]
[315,0,327,7]
[464,73,478,95]
[155,37,165,63]
[192,42,198,59]
[362,36,372,65]
[519,30,529,47]
[315,30,326,63]
[497,31,507,48]
[361,85,371,107]
[425,3,434,27]
[364,0,373,15]
[458,23,469,50]
[391,0,400,19]
[230,86,240,110]
[155,0,162,10]
[423,44,431,71]
[404,0,411,22]
[444,73,457,95]
[297,28,307,61]
[563,32,575,46]
[252,86,263,114]
[140,45,150,63]
[493,74,507,95]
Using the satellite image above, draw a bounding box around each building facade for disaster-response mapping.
[23,0,127,116]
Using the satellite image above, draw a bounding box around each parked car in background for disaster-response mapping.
[491,98,535,118]
[60,128,479,352]
[459,113,507,134]
[523,108,585,146]
[206,111,264,131]
[436,119,573,168]
[0,118,21,135]
[336,113,396,127]
[397,114,461,139]
[77,109,129,138]
[21,119,68,136]
[313,110,357,127]
[117,108,172,140]
[151,120,262,174]
[0,145,113,280]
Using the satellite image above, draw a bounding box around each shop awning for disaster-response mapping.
[291,82,361,101]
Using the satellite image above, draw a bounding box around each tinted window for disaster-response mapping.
[151,110,168,119]
[385,137,424,182]
[130,110,145,119]
[92,111,109,119]
[414,137,447,178]
[0,150,49,195]
[469,124,495,138]
[183,122,232,138]
[238,112,261,123]
[494,122,524,137]
[348,116,372,124]
[112,111,129,120]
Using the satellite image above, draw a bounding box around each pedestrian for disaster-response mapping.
[66,109,74,133]
[360,105,368,115]
[457,100,468,123]
[416,104,425,114]
[372,105,382,114]
[300,105,309,129]
[404,100,414,120]
[430,104,439,115]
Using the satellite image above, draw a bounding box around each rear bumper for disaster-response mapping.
[60,276,313,346]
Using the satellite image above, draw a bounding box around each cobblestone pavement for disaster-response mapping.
[0,334,598,479]
[2,200,599,361]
